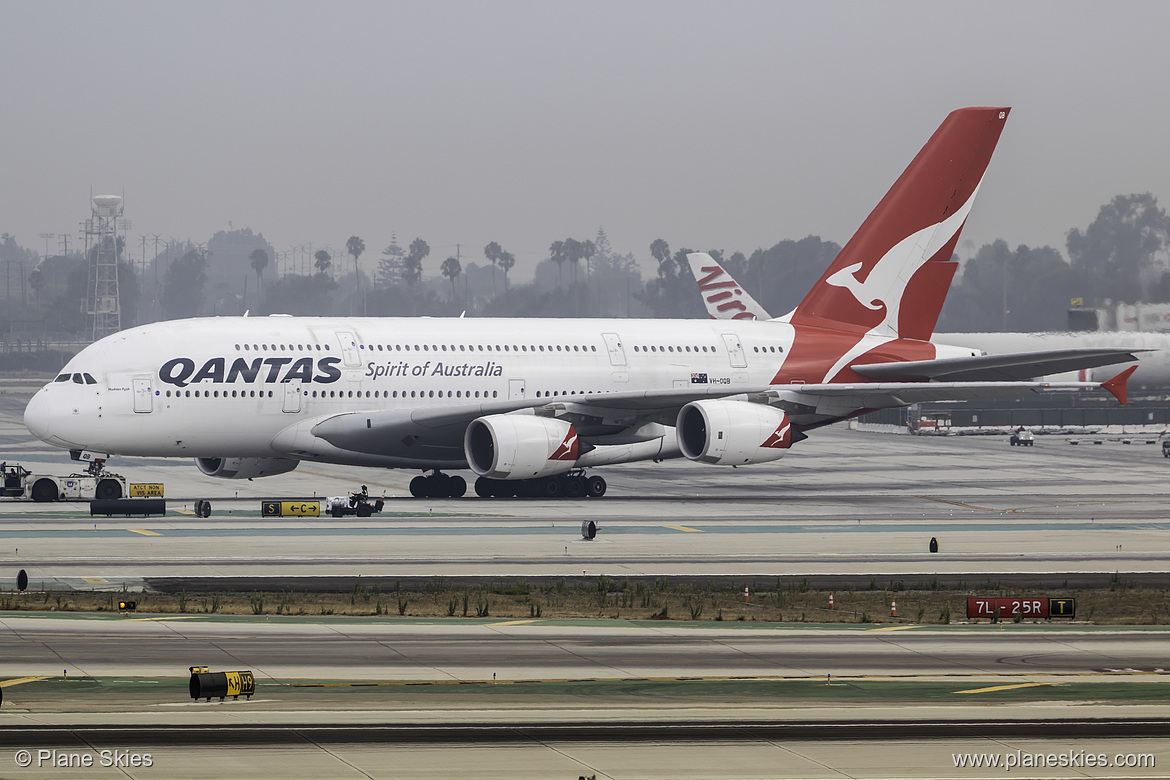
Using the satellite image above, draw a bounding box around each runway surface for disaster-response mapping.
[5,614,1170,681]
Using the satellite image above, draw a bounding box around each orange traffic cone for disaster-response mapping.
[891,597,897,617]
[743,585,749,604]
[829,591,834,610]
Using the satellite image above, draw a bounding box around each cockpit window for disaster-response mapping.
[54,374,71,383]
[83,373,97,385]
[72,374,84,384]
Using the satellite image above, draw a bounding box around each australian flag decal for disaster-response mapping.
[691,372,708,384]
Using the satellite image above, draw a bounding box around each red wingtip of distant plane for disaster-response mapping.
[1101,365,1138,405]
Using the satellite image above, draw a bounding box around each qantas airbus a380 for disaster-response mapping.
[24,107,1141,499]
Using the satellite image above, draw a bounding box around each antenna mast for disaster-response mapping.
[84,194,126,341]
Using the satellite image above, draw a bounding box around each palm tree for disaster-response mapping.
[483,241,501,293]
[650,238,671,273]
[346,236,365,271]
[441,256,462,301]
[549,240,566,287]
[28,268,45,304]
[249,248,269,308]
[405,238,430,287]
[346,236,365,314]
[570,238,596,284]
[314,249,332,277]
[498,250,515,290]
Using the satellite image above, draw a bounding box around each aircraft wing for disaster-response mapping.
[770,379,1104,408]
[297,369,1133,459]
[303,384,769,457]
[851,348,1148,382]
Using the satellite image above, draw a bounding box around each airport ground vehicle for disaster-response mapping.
[324,488,385,517]
[1,461,127,502]
[1009,427,1035,447]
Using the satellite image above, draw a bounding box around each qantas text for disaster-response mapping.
[160,357,342,387]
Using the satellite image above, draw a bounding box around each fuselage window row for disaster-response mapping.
[361,344,599,353]
[632,345,720,353]
[235,344,331,353]
[163,388,502,401]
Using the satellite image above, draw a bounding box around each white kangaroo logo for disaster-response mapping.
[824,178,984,336]
[825,263,883,311]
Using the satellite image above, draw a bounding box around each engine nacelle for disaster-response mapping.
[676,399,793,466]
[464,414,579,480]
[195,457,300,479]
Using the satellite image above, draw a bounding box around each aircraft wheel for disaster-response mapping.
[409,476,428,498]
[585,475,607,498]
[201,500,212,518]
[562,476,585,498]
[31,478,58,503]
[475,477,494,498]
[448,475,467,498]
[96,478,122,500]
[534,476,561,498]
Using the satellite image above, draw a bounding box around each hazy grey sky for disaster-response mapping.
[3,1,1169,280]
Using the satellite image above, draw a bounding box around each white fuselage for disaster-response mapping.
[23,315,826,467]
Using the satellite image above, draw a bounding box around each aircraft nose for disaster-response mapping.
[23,388,57,443]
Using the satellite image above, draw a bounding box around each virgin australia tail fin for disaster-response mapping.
[790,107,1010,340]
[685,252,773,320]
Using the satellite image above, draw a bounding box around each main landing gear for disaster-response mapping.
[409,470,467,499]
[474,471,606,499]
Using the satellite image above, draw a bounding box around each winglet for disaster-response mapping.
[1101,365,1138,405]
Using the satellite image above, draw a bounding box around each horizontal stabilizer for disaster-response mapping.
[850,348,1149,382]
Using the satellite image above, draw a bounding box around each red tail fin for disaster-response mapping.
[791,107,1010,340]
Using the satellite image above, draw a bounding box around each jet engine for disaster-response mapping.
[464,414,579,480]
[195,457,300,479]
[676,400,793,466]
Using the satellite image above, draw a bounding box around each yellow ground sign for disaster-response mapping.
[129,483,164,497]
[262,500,320,517]
[226,671,254,697]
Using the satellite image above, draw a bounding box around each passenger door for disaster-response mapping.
[335,331,361,367]
[132,377,153,413]
[283,381,303,413]
[721,333,748,368]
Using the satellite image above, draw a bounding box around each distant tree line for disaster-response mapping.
[3,193,1170,340]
